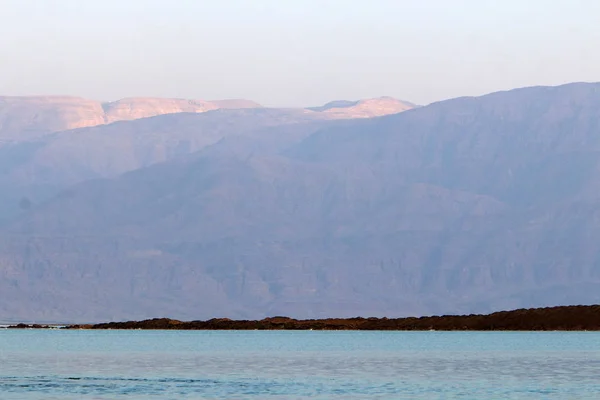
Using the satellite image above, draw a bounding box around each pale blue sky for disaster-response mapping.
[1,0,599,107]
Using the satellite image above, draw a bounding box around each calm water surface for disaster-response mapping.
[0,330,599,399]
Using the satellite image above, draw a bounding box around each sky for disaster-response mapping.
[1,0,600,107]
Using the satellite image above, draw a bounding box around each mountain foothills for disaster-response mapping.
[1,84,600,322]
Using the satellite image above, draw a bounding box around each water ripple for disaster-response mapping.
[1,331,599,399]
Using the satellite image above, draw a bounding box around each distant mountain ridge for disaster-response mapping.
[0,95,416,222]
[307,100,360,112]
[308,96,416,117]
[0,95,415,142]
[100,97,263,123]
[0,96,263,141]
[2,82,600,322]
[0,108,344,222]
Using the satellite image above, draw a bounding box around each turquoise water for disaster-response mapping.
[0,330,599,399]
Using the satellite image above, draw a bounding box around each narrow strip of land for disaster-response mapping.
[6,305,600,331]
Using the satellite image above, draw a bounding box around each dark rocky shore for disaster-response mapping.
[7,323,52,329]
[6,305,599,330]
[46,304,598,330]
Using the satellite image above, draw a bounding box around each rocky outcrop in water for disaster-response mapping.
[6,323,49,329]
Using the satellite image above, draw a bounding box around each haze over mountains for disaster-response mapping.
[0,96,262,141]
[0,96,414,222]
[0,95,413,141]
[2,83,600,322]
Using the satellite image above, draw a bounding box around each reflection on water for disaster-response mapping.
[1,330,599,399]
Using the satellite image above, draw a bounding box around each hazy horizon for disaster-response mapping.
[2,0,600,107]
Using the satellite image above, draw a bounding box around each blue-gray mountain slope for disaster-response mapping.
[2,83,600,322]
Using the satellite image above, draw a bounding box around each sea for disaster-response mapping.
[0,329,599,399]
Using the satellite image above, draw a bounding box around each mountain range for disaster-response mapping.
[0,96,415,223]
[1,84,600,323]
[0,96,260,141]
[0,95,413,141]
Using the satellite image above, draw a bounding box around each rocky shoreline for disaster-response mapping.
[4,305,600,331]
